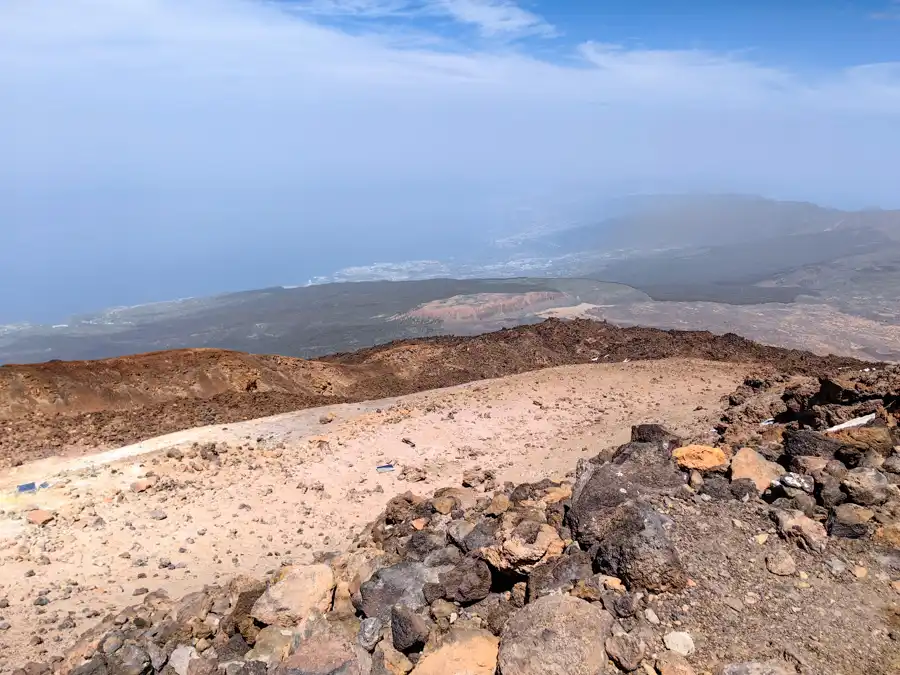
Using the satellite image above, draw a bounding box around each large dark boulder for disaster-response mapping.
[567,443,685,546]
[358,563,439,623]
[594,501,687,592]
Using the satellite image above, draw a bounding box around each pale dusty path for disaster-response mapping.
[0,358,748,669]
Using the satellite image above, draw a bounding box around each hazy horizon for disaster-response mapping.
[3,1,899,323]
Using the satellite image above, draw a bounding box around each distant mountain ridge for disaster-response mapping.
[540,194,900,254]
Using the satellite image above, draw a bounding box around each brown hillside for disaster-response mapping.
[0,319,876,468]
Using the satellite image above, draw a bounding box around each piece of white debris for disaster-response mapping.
[825,413,876,433]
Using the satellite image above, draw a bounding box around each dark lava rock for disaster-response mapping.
[402,530,447,562]
[423,546,461,568]
[567,442,685,546]
[107,644,149,675]
[72,656,108,675]
[630,424,683,450]
[827,503,874,539]
[462,518,500,553]
[594,501,686,592]
[730,478,759,501]
[358,562,433,623]
[782,430,842,458]
[605,633,646,672]
[358,617,383,652]
[527,551,593,602]
[883,454,900,475]
[842,468,891,506]
[391,605,431,653]
[216,634,251,662]
[815,475,848,510]
[701,474,735,500]
[440,556,492,605]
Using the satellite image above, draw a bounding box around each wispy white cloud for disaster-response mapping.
[872,1,900,20]
[434,0,554,38]
[284,0,555,38]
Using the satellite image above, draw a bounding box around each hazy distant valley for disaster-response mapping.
[4,194,900,364]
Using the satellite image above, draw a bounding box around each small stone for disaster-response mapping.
[689,470,703,490]
[766,550,797,577]
[778,472,814,494]
[663,631,695,656]
[826,557,847,576]
[101,633,125,655]
[724,596,744,612]
[842,468,890,506]
[358,617,383,652]
[484,493,510,516]
[431,496,455,515]
[773,509,827,553]
[602,576,626,592]
[410,518,428,531]
[409,629,499,675]
[148,510,168,521]
[0,621,10,631]
[132,587,149,596]
[656,652,697,675]
[852,566,868,579]
[754,533,769,545]
[33,596,50,606]
[0,598,8,608]
[605,633,646,672]
[168,646,199,675]
[130,476,159,493]
[391,604,431,653]
[828,503,875,539]
[250,563,335,626]
[731,448,784,493]
[26,509,55,526]
[644,608,660,625]
[402,466,427,483]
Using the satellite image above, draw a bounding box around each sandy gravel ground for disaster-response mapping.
[0,358,746,668]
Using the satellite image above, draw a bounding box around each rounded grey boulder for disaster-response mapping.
[498,595,614,675]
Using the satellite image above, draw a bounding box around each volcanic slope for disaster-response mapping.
[0,319,872,468]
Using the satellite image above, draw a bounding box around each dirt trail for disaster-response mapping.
[0,319,872,469]
[0,358,746,667]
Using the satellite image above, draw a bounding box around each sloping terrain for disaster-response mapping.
[0,319,873,469]
[3,361,900,675]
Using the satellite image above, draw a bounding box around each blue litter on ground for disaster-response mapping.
[376,464,395,473]
[39,482,51,490]
[16,482,37,493]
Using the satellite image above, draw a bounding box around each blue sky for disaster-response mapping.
[1,0,899,322]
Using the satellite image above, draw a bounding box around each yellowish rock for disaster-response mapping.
[410,630,499,675]
[672,445,728,471]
